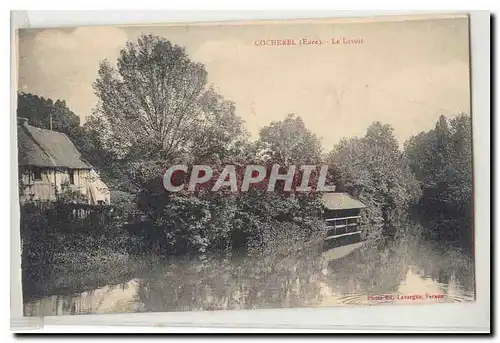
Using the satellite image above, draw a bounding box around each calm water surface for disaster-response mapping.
[24,239,475,316]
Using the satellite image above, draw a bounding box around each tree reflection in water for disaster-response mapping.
[135,245,327,312]
[23,238,475,316]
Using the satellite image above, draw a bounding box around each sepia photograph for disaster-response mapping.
[14,14,475,317]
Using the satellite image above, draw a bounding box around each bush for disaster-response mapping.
[20,201,132,296]
[127,189,325,256]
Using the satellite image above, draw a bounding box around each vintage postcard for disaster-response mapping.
[14,14,475,318]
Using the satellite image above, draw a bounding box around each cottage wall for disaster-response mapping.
[19,167,92,203]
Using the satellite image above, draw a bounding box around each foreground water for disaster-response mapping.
[23,238,475,316]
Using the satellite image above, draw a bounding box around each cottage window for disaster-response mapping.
[33,168,42,181]
[68,171,75,185]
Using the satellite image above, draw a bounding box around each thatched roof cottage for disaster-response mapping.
[17,119,110,205]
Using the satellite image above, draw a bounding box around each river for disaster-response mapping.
[23,237,475,316]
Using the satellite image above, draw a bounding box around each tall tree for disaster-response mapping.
[90,34,246,191]
[257,114,323,165]
[404,114,473,247]
[328,122,421,239]
[92,34,244,164]
[189,86,248,164]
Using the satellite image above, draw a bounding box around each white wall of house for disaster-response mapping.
[19,168,92,203]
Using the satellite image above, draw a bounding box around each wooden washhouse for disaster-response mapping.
[321,192,367,252]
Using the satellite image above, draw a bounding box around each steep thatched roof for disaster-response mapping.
[17,123,91,169]
[321,192,366,210]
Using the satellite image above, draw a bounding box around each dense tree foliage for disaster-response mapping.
[91,34,246,167]
[257,114,323,165]
[328,122,421,240]
[17,92,80,133]
[80,35,326,255]
[404,114,473,249]
[127,113,327,255]
[85,34,248,194]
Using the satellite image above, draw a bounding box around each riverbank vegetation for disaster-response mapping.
[18,34,473,301]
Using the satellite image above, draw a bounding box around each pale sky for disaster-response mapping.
[17,15,471,150]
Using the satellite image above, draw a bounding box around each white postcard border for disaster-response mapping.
[10,10,490,332]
